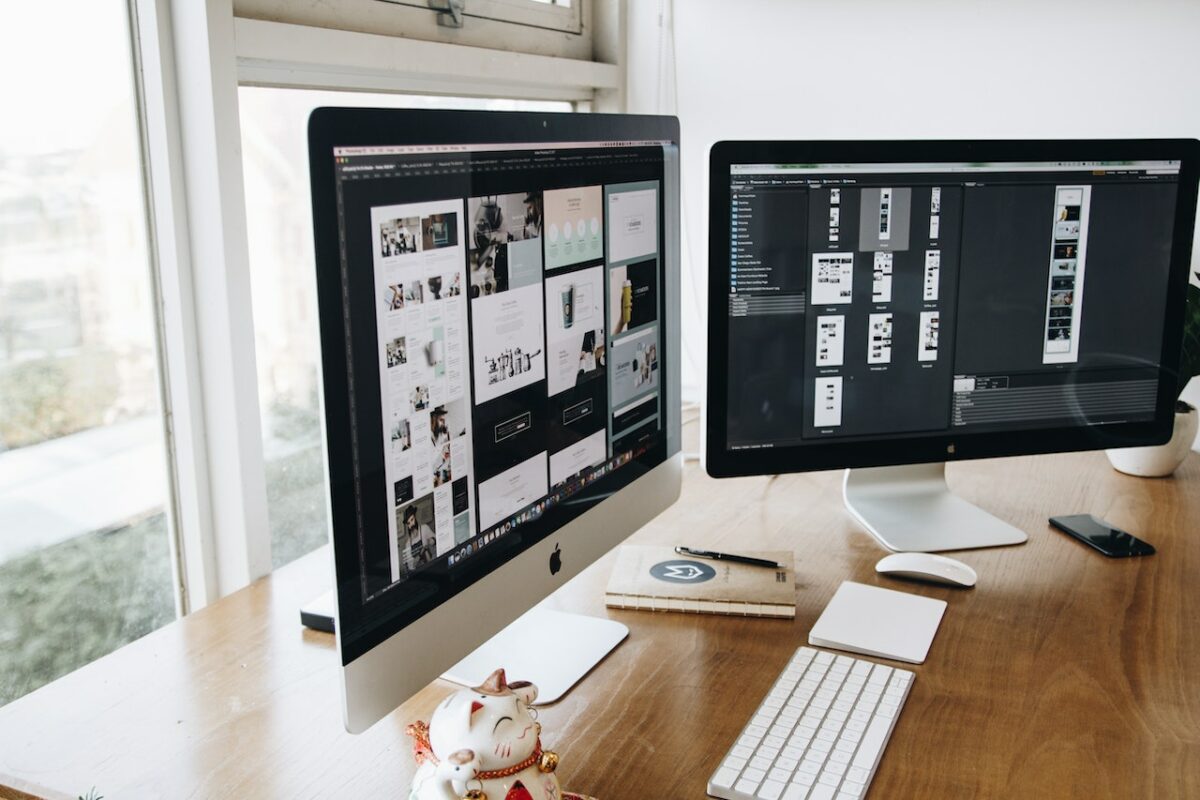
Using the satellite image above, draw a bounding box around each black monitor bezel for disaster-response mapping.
[704,138,1200,478]
[308,108,680,664]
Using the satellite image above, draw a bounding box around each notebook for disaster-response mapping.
[605,545,796,618]
[808,581,947,664]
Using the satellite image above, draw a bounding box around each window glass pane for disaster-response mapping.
[0,1,175,706]
[239,88,572,569]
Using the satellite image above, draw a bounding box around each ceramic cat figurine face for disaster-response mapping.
[409,669,561,800]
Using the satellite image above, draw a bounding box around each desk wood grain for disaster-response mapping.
[2,451,1198,799]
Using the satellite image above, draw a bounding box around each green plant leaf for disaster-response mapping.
[1180,283,1200,400]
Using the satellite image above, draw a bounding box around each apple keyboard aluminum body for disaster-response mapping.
[707,646,913,800]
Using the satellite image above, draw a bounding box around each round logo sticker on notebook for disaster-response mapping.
[649,559,716,584]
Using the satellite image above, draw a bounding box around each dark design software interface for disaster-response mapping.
[332,141,668,604]
[724,160,1181,449]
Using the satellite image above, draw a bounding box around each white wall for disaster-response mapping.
[638,0,1200,411]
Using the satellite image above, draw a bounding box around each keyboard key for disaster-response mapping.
[711,766,738,788]
[750,755,773,771]
[736,777,761,794]
[782,783,809,800]
[807,784,837,800]
[769,766,794,783]
[818,771,841,787]
[798,759,822,775]
[851,715,892,771]
[743,766,767,782]
[845,767,869,784]
[723,754,747,771]
[840,779,866,798]
[759,779,786,799]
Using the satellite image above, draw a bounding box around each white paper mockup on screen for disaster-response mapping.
[813,377,843,428]
[815,315,845,367]
[811,253,854,305]
[808,581,947,664]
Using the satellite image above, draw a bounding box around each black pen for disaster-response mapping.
[675,546,784,569]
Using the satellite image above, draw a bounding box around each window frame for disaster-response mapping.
[233,0,593,62]
[379,0,583,35]
[233,17,617,102]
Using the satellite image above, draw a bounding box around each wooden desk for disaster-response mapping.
[2,451,1199,799]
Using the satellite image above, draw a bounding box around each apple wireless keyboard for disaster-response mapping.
[707,646,913,800]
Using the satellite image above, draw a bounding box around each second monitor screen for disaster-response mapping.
[724,160,1180,450]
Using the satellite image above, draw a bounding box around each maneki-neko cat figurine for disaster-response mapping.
[407,668,592,800]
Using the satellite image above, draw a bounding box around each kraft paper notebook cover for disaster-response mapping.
[605,545,796,618]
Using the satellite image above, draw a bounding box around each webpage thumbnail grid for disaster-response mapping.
[371,180,663,585]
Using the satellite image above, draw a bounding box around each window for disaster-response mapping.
[238,88,572,568]
[0,1,176,706]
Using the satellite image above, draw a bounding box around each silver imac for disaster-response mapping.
[308,109,682,732]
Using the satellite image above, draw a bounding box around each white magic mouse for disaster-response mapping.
[875,552,977,588]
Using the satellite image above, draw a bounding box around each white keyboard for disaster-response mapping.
[707,646,913,800]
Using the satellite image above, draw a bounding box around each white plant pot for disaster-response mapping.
[1106,405,1198,478]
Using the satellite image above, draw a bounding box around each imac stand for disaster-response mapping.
[441,606,628,705]
[843,463,1028,552]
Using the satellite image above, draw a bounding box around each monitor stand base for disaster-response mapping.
[441,606,628,705]
[843,463,1028,552]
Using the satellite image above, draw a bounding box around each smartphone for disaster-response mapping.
[1048,515,1155,558]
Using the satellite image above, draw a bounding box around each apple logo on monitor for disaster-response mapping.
[549,543,562,575]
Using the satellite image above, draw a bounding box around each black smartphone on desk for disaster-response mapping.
[1049,515,1156,557]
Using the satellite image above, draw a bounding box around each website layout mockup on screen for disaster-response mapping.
[331,140,670,616]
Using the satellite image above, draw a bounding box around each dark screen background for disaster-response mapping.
[724,168,1180,450]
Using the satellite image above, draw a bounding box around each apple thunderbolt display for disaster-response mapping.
[706,140,1200,552]
[309,109,681,732]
